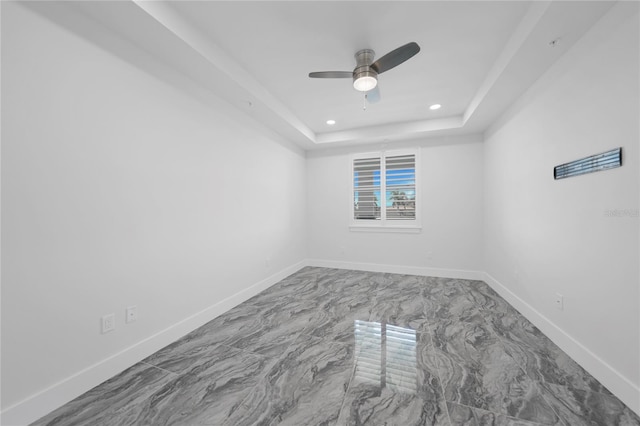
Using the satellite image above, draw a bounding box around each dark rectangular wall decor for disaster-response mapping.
[554,148,622,180]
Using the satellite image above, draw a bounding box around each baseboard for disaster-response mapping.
[483,272,640,416]
[4,261,637,424]
[307,258,484,281]
[0,260,307,426]
[308,260,639,415]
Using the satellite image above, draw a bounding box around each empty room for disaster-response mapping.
[1,1,638,425]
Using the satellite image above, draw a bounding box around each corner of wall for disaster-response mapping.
[0,260,308,426]
[482,272,640,415]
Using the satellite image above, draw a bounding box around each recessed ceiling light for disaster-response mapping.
[429,104,441,110]
[326,119,336,125]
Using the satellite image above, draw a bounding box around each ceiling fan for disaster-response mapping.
[308,42,421,102]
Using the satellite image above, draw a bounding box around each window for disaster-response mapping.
[351,149,419,231]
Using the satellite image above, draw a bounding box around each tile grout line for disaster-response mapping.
[216,332,309,423]
[448,400,548,426]
[333,277,377,424]
[306,271,357,425]
[334,341,359,424]
[140,361,180,377]
[332,274,393,424]
[420,287,454,426]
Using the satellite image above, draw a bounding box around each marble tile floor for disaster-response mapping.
[32,267,640,426]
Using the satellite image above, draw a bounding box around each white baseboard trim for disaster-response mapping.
[307,258,484,281]
[0,260,307,426]
[483,272,640,416]
[4,261,637,424]
[310,260,639,415]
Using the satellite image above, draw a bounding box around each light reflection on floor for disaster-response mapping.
[354,320,417,393]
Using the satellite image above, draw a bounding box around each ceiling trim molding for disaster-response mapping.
[463,0,552,125]
[63,1,616,150]
[132,0,317,146]
[315,116,464,145]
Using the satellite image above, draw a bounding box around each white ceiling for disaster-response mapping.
[69,1,615,150]
[171,1,529,132]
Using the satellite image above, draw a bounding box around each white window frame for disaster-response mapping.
[350,148,421,233]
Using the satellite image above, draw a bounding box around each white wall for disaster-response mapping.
[3,0,639,423]
[307,135,484,277]
[483,1,639,412]
[1,1,306,419]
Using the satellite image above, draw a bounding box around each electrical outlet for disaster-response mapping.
[126,306,138,323]
[555,293,564,310]
[101,313,115,334]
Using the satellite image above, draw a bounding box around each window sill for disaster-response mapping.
[349,225,422,234]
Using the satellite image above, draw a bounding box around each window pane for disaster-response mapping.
[385,154,415,220]
[354,157,381,220]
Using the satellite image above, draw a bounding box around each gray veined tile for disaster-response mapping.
[307,268,376,298]
[439,359,562,426]
[223,333,355,426]
[423,277,476,300]
[537,382,640,426]
[222,306,314,358]
[372,273,423,292]
[211,290,321,359]
[464,280,520,318]
[336,385,450,426]
[31,363,174,426]
[325,269,379,293]
[431,318,561,425]
[368,297,431,333]
[447,401,550,426]
[144,288,317,372]
[429,310,503,366]
[132,345,274,425]
[304,294,373,346]
[336,325,449,426]
[368,276,432,331]
[422,284,484,331]
[142,304,264,373]
[484,312,614,397]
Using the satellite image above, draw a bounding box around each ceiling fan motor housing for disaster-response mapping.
[353,49,378,91]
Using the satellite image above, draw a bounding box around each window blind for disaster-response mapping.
[385,154,416,220]
[351,149,419,228]
[353,157,381,220]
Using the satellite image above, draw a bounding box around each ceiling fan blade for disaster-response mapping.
[370,42,420,74]
[366,86,381,104]
[308,71,353,78]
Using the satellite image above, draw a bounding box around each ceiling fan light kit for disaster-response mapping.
[353,74,377,92]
